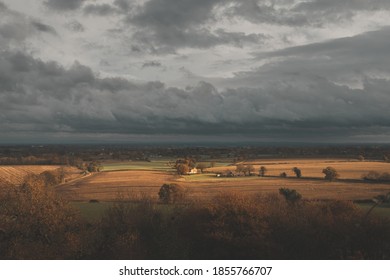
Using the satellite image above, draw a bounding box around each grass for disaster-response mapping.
[183,173,259,182]
[356,202,390,218]
[101,160,174,172]
[71,201,114,222]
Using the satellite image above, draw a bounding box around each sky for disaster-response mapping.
[1,0,390,144]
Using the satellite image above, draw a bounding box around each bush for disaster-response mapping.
[363,171,390,182]
[158,183,186,204]
[279,188,302,203]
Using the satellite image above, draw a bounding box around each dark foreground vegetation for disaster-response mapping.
[1,173,390,260]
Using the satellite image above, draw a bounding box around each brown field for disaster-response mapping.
[0,165,60,185]
[0,165,82,185]
[209,159,390,179]
[56,158,390,202]
[56,170,177,201]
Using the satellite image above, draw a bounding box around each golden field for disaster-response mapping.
[55,158,390,202]
[208,159,390,179]
[0,165,82,185]
[0,165,61,185]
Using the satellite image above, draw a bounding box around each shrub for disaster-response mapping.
[158,183,186,204]
[280,172,287,178]
[363,171,390,182]
[279,188,302,203]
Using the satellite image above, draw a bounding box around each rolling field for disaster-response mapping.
[208,159,390,179]
[56,158,390,202]
[0,165,83,185]
[0,165,60,185]
[56,170,178,201]
[101,160,173,172]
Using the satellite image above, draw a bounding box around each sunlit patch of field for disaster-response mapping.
[0,165,79,185]
[101,160,174,172]
[0,165,84,186]
[206,159,390,180]
[56,167,390,202]
[56,170,178,201]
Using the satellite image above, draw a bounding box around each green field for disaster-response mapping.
[71,202,114,222]
[101,160,173,172]
[100,159,232,172]
[357,203,390,218]
[182,173,259,182]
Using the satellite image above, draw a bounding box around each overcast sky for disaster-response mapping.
[1,0,390,144]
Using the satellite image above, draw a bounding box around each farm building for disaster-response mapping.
[187,168,198,175]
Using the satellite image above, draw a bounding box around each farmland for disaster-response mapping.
[0,165,60,185]
[2,145,390,260]
[0,165,83,185]
[56,158,390,202]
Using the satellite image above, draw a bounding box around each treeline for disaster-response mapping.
[0,155,83,166]
[1,178,390,259]
[363,171,390,182]
[2,144,390,165]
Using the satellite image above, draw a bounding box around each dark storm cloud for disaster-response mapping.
[294,0,390,13]
[130,0,223,29]
[113,0,132,12]
[142,61,162,68]
[248,27,390,86]
[1,48,390,139]
[0,4,57,48]
[132,28,267,53]
[228,0,390,27]
[31,21,57,35]
[226,0,309,26]
[44,0,86,11]
[83,3,118,16]
[64,20,85,32]
[126,0,267,52]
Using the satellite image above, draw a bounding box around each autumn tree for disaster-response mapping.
[292,167,302,178]
[259,166,267,177]
[196,163,208,173]
[176,163,189,175]
[87,161,101,172]
[246,164,255,176]
[236,164,245,175]
[0,176,82,259]
[322,166,339,181]
[158,183,186,204]
[175,157,196,175]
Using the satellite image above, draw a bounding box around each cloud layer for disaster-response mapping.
[1,0,390,142]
